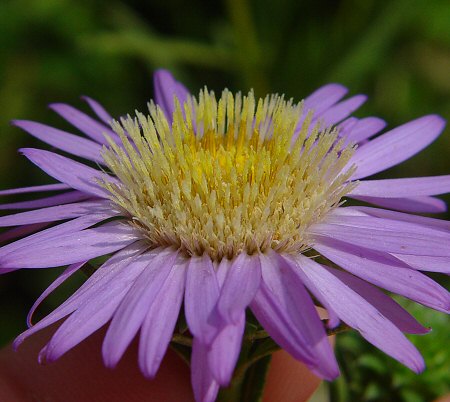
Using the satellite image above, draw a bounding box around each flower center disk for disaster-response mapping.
[102,89,356,260]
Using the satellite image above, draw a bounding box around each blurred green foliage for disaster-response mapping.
[330,298,450,402]
[0,0,449,401]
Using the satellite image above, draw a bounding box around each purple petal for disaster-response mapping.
[215,257,232,287]
[250,286,315,367]
[43,250,156,362]
[0,223,51,245]
[342,117,386,144]
[208,315,245,386]
[0,221,139,269]
[349,206,450,232]
[138,256,186,378]
[20,148,117,198]
[14,242,147,349]
[250,253,316,366]
[328,267,428,334]
[206,259,245,385]
[351,175,450,197]
[337,117,358,140]
[0,191,91,210]
[350,195,447,213]
[0,268,20,275]
[348,115,446,180]
[311,215,450,257]
[81,96,114,125]
[185,254,220,344]
[102,247,178,367]
[292,84,349,143]
[0,212,118,261]
[153,69,190,120]
[49,103,120,144]
[303,84,348,115]
[27,261,87,327]
[324,213,450,241]
[277,256,340,329]
[273,252,340,380]
[294,254,425,373]
[328,207,367,218]
[314,239,450,313]
[12,120,104,163]
[0,183,70,196]
[392,254,450,274]
[216,252,261,325]
[191,339,220,402]
[318,95,367,126]
[0,200,113,227]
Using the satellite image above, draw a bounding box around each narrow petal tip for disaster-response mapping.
[10,119,23,127]
[38,345,51,365]
[415,114,446,135]
[315,364,340,381]
[153,68,173,79]
[353,94,368,104]
[47,102,63,110]
[139,366,157,380]
[18,147,37,157]
[12,337,23,352]
[412,356,426,374]
[369,117,387,130]
[424,113,446,126]
[317,83,348,94]
[47,103,67,115]
[102,351,120,369]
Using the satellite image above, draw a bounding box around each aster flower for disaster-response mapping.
[1,69,449,402]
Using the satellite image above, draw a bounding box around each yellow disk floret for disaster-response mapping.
[101,89,357,260]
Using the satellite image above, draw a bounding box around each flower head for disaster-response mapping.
[103,89,355,260]
[1,69,449,402]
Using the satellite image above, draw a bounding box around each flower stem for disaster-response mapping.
[240,355,272,402]
[217,355,272,402]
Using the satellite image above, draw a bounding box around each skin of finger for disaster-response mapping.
[263,350,321,402]
[0,326,195,402]
[263,308,335,402]
[434,396,450,402]
[0,325,320,402]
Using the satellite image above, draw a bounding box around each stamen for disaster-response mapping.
[101,89,357,261]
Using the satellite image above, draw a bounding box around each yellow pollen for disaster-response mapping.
[101,89,357,260]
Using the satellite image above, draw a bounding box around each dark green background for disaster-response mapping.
[0,0,449,401]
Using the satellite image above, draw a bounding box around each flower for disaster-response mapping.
[1,69,449,402]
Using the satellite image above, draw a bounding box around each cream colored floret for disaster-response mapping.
[101,89,356,260]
